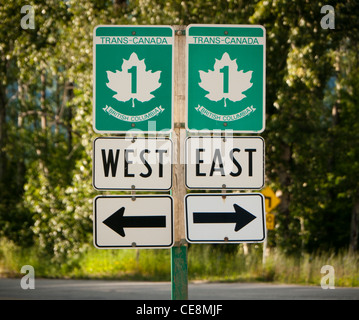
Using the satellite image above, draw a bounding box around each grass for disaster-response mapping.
[75,248,171,280]
[1,238,358,287]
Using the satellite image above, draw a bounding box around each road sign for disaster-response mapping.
[266,213,275,230]
[186,24,265,132]
[93,25,174,133]
[184,193,265,243]
[93,137,172,191]
[94,195,174,248]
[261,186,281,212]
[185,136,264,189]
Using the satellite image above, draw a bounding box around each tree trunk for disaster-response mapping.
[0,84,7,184]
[66,82,74,155]
[37,70,48,176]
[40,71,47,131]
[349,192,359,252]
[277,142,293,251]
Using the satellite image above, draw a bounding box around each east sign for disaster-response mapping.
[185,136,264,189]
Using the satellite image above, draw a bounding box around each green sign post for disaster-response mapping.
[93,25,174,133]
[186,24,266,132]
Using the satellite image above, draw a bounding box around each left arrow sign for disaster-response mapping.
[103,207,166,237]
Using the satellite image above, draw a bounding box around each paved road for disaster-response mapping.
[0,278,358,300]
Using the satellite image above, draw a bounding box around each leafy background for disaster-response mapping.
[0,0,358,282]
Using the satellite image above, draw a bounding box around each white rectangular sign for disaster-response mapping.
[185,136,264,189]
[94,195,174,248]
[185,193,265,243]
[93,137,172,190]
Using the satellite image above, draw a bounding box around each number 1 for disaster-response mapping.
[220,66,229,93]
[128,66,137,94]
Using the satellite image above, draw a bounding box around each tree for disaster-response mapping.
[1,0,358,264]
[251,0,359,253]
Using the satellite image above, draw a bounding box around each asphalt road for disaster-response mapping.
[0,278,358,300]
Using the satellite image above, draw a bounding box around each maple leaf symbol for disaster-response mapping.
[199,52,253,107]
[106,52,161,108]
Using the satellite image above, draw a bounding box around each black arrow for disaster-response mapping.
[103,207,166,237]
[193,204,256,231]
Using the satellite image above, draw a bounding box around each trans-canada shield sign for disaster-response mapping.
[93,25,174,133]
[186,24,266,132]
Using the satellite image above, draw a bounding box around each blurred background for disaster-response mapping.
[0,0,358,286]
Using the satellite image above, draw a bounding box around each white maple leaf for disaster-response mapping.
[199,52,253,107]
[106,52,161,107]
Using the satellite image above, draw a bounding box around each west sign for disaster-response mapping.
[93,137,172,191]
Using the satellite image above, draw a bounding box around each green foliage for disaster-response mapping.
[250,0,359,253]
[0,0,359,268]
[2,241,358,286]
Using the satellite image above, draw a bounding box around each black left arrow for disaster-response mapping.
[193,204,256,231]
[103,207,166,237]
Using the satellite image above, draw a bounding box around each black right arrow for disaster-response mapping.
[193,204,256,231]
[103,207,166,237]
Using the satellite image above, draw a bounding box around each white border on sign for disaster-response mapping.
[93,25,175,134]
[184,193,266,244]
[184,136,265,190]
[92,136,173,191]
[185,24,266,133]
[93,195,174,249]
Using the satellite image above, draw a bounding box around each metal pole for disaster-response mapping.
[171,244,188,300]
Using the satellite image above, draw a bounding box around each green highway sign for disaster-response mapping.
[93,25,174,133]
[186,24,266,132]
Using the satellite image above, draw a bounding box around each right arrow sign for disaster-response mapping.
[185,193,265,243]
[193,204,256,232]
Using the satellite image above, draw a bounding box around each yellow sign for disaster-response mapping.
[261,186,281,213]
[266,213,275,230]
